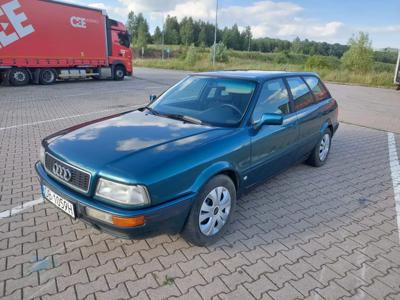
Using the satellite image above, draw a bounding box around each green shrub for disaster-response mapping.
[305,55,340,70]
[210,42,229,63]
[272,51,307,65]
[342,32,374,72]
[185,44,199,66]
[373,62,396,73]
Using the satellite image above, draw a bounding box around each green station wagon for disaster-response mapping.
[36,71,339,245]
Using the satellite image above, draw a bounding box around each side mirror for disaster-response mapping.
[149,94,157,102]
[253,113,283,130]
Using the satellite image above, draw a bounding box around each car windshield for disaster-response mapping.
[148,76,257,127]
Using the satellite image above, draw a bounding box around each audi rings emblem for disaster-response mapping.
[52,163,72,182]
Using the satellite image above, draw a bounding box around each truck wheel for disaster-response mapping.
[113,65,125,81]
[39,69,57,85]
[9,68,30,86]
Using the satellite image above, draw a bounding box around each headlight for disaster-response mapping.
[95,178,150,206]
[39,145,45,165]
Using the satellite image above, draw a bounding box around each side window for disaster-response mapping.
[252,78,290,121]
[303,76,330,102]
[287,77,314,111]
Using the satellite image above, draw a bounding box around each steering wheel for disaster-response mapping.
[219,104,242,118]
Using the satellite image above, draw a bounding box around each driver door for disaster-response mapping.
[246,78,299,186]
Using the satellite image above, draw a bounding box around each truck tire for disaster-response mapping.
[9,68,30,86]
[113,65,125,81]
[39,69,57,85]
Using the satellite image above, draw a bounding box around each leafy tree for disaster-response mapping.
[137,22,148,49]
[180,17,194,45]
[126,11,136,38]
[342,32,374,72]
[152,26,162,45]
[374,49,398,64]
[126,11,150,47]
[291,37,302,53]
[164,15,180,44]
[198,26,207,47]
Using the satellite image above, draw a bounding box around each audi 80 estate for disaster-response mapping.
[36,71,339,245]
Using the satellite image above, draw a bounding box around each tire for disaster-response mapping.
[9,68,30,86]
[182,175,236,246]
[113,65,125,81]
[39,68,57,85]
[306,128,332,167]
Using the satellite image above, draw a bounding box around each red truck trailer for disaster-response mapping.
[0,0,132,86]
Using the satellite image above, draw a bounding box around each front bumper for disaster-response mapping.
[35,162,194,239]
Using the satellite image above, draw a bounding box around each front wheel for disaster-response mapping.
[9,68,30,86]
[306,129,332,167]
[113,65,125,81]
[182,175,236,246]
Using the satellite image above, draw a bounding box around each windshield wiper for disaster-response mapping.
[143,106,159,115]
[162,113,204,125]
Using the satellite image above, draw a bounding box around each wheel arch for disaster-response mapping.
[320,119,333,136]
[111,61,126,73]
[190,161,240,195]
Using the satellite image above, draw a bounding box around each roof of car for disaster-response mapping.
[192,70,319,81]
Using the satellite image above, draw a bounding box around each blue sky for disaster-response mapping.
[67,0,400,49]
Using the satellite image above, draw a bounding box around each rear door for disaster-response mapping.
[286,76,331,160]
[247,78,299,185]
[286,76,319,159]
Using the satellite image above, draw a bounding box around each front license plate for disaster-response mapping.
[42,185,75,218]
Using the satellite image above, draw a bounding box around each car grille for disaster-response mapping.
[44,153,91,193]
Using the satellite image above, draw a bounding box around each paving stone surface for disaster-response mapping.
[0,68,399,299]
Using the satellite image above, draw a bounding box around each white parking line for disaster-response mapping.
[388,132,400,242]
[0,198,44,219]
[0,104,142,131]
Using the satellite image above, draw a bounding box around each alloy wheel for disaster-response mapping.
[319,133,331,161]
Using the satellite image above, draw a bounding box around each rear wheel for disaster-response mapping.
[306,129,332,167]
[113,65,125,81]
[182,175,236,246]
[9,68,30,86]
[39,69,57,85]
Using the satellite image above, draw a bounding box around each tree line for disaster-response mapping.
[126,11,398,64]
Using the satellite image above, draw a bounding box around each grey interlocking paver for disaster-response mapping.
[95,283,130,300]
[175,270,207,293]
[195,277,229,300]
[198,261,231,283]
[125,273,158,297]
[244,275,277,298]
[178,255,208,275]
[0,68,400,299]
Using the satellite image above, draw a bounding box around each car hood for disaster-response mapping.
[47,110,225,173]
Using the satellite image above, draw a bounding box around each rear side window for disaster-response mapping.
[304,76,330,102]
[287,77,314,111]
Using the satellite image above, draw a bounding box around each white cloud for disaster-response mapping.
[367,25,400,34]
[113,0,344,42]
[57,0,399,47]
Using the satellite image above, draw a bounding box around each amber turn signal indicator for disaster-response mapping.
[112,215,145,227]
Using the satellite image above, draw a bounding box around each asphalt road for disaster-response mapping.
[0,68,399,300]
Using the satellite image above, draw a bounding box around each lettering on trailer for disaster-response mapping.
[0,0,35,48]
[70,16,87,29]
